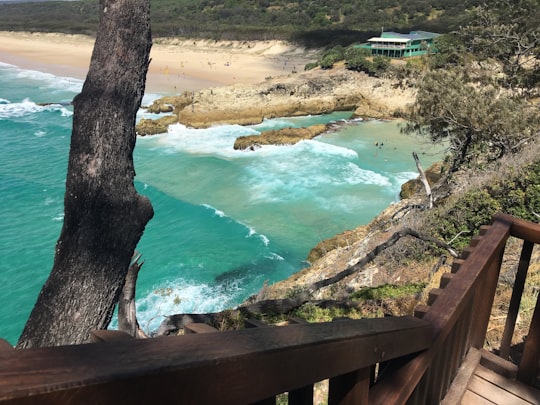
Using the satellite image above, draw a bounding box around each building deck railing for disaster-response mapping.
[0,213,538,404]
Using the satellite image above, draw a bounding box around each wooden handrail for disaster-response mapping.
[371,213,540,404]
[0,317,431,404]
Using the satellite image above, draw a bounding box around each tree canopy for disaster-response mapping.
[403,0,540,175]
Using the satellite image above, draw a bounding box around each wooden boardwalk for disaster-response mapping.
[463,364,540,404]
[443,348,540,405]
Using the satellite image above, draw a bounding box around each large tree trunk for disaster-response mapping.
[17,0,153,348]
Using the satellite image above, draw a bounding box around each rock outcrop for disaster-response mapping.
[234,124,328,150]
[136,67,415,135]
[400,162,446,199]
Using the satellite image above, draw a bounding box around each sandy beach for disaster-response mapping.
[0,31,315,94]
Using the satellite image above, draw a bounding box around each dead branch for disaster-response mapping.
[413,151,433,209]
[308,227,458,294]
[118,252,148,338]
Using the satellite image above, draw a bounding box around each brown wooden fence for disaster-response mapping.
[370,213,540,404]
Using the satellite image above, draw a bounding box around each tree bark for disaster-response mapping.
[18,0,153,348]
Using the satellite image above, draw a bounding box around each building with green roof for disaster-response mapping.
[358,31,440,58]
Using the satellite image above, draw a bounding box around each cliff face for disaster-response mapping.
[137,67,415,135]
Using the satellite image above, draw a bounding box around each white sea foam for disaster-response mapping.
[134,279,243,334]
[147,123,258,157]
[34,130,47,138]
[242,140,388,203]
[202,203,226,218]
[393,171,419,185]
[0,98,9,104]
[201,203,271,246]
[265,252,284,261]
[13,68,83,94]
[52,213,64,222]
[0,98,72,119]
[339,162,392,186]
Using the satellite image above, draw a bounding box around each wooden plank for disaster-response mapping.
[90,330,134,343]
[441,348,482,405]
[288,317,309,324]
[0,339,13,351]
[467,374,531,405]
[480,349,518,379]
[460,247,475,260]
[440,273,455,288]
[461,389,496,404]
[517,290,540,385]
[494,213,540,244]
[328,367,370,405]
[475,365,540,404]
[183,323,219,334]
[0,316,432,405]
[469,366,531,405]
[500,240,534,359]
[414,304,430,319]
[0,339,14,360]
[427,288,442,305]
[252,397,276,405]
[245,319,271,328]
[288,384,314,405]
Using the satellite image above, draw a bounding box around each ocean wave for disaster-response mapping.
[201,203,271,246]
[152,123,258,157]
[131,279,243,334]
[339,162,392,186]
[52,213,64,222]
[393,171,420,185]
[243,143,388,203]
[13,69,83,94]
[248,229,270,246]
[0,98,72,120]
[202,203,226,218]
[265,252,284,261]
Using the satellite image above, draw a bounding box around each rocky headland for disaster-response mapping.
[136,65,415,135]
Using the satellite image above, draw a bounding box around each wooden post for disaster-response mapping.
[328,367,370,405]
[500,240,533,359]
[517,290,540,385]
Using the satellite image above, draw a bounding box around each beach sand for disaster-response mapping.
[0,31,315,95]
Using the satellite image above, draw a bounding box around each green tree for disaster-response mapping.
[405,70,539,173]
[460,0,540,91]
[428,33,467,69]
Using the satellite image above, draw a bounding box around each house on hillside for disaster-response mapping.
[358,30,440,58]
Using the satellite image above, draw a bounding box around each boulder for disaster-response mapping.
[136,115,178,136]
[234,124,328,150]
[400,162,445,199]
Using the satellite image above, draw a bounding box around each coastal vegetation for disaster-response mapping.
[1,0,482,46]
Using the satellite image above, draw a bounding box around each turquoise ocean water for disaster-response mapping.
[0,62,444,344]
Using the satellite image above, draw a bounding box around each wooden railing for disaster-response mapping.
[0,316,431,404]
[369,213,540,404]
[0,213,538,404]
